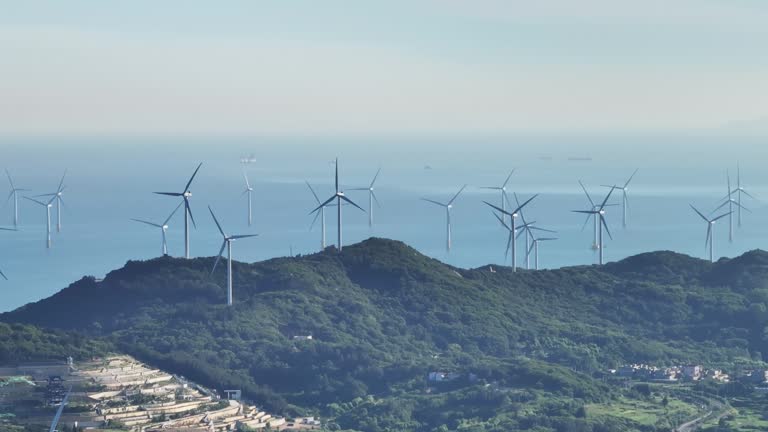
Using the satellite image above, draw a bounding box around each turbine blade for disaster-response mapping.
[208,206,226,237]
[23,197,46,206]
[211,241,226,275]
[579,180,595,207]
[624,168,639,188]
[340,195,365,212]
[306,181,321,204]
[480,187,502,190]
[335,158,339,192]
[186,199,197,229]
[742,189,756,199]
[512,194,538,214]
[310,195,337,214]
[422,198,447,207]
[538,237,558,241]
[56,169,67,193]
[5,169,14,190]
[601,215,613,240]
[483,200,512,216]
[448,184,467,206]
[513,192,528,224]
[309,208,321,231]
[689,204,709,222]
[0,268,6,280]
[705,224,712,249]
[580,213,593,232]
[492,212,512,232]
[184,162,203,192]
[711,211,731,222]
[243,170,251,189]
[33,193,56,197]
[371,190,382,208]
[572,210,596,214]
[230,234,259,240]
[598,188,615,210]
[504,231,512,259]
[154,192,183,196]
[710,201,729,214]
[529,226,557,233]
[131,218,163,228]
[370,167,381,188]
[502,169,515,188]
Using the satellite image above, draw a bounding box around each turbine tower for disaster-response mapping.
[25,196,55,249]
[690,205,730,263]
[310,159,364,252]
[422,185,467,252]
[492,212,535,268]
[483,194,538,272]
[35,170,66,232]
[601,168,638,229]
[209,206,258,306]
[731,162,754,228]
[131,201,183,256]
[527,236,558,270]
[572,188,615,265]
[242,170,254,226]
[349,168,381,228]
[154,162,202,259]
[481,170,514,223]
[5,169,29,228]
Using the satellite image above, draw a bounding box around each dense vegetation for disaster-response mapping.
[4,238,768,431]
[0,322,112,364]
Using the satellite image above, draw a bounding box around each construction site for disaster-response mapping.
[0,355,320,431]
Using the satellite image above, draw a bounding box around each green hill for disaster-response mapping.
[3,238,768,431]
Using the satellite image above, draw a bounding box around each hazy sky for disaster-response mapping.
[2,0,768,136]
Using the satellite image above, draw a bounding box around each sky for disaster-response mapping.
[2,0,768,137]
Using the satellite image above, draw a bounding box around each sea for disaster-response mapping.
[1,133,768,312]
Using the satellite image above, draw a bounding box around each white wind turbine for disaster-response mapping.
[310,158,365,252]
[242,170,254,226]
[483,194,538,272]
[511,192,554,270]
[481,170,514,224]
[5,169,30,228]
[154,163,202,259]
[712,170,749,243]
[349,168,381,228]
[527,236,558,270]
[209,206,258,306]
[306,181,345,250]
[731,163,755,228]
[34,170,67,233]
[24,196,55,249]
[131,201,184,256]
[422,185,467,252]
[491,212,536,268]
[601,168,638,229]
[572,187,615,265]
[690,204,730,263]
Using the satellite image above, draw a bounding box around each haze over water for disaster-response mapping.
[1,134,767,312]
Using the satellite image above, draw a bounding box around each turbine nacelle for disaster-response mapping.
[184,191,192,198]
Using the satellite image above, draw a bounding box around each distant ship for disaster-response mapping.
[240,154,257,164]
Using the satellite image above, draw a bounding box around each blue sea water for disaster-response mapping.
[1,135,767,312]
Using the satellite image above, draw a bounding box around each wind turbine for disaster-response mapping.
[242,170,254,226]
[25,196,55,248]
[731,163,755,228]
[154,162,202,259]
[5,169,29,228]
[690,205,730,263]
[349,168,381,228]
[572,188,615,265]
[209,206,258,306]
[0,226,16,280]
[712,171,749,243]
[527,236,558,270]
[491,212,535,267]
[34,170,66,233]
[306,181,339,250]
[512,192,553,269]
[131,201,183,256]
[483,194,538,271]
[481,170,514,222]
[422,185,467,252]
[601,168,638,229]
[310,158,364,252]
